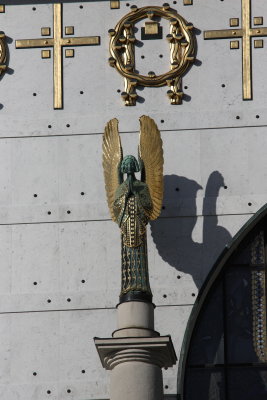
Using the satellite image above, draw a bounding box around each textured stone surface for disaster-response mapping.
[0,0,267,399]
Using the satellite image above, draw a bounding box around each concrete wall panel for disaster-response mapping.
[0,213,250,313]
[0,127,264,224]
[0,305,190,400]
[0,1,266,399]
[0,309,115,400]
[0,1,265,135]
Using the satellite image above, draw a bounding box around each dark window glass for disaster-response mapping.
[185,368,225,400]
[188,282,224,365]
[228,368,267,400]
[183,225,267,400]
[225,266,256,364]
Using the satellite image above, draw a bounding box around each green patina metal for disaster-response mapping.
[103,116,164,304]
[113,156,153,302]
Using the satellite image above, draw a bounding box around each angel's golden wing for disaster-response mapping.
[139,115,164,220]
[103,118,123,221]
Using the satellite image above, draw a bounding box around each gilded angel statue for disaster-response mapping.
[103,116,163,303]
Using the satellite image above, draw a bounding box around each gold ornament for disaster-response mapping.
[108,5,196,106]
[0,33,7,77]
[102,116,164,302]
[16,3,100,109]
[204,0,267,100]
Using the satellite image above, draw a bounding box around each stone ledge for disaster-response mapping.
[94,336,177,370]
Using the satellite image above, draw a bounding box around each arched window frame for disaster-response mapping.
[177,203,267,399]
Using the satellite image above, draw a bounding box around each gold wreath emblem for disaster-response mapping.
[108,4,196,105]
[0,33,7,76]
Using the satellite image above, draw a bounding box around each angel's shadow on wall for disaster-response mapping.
[150,171,232,289]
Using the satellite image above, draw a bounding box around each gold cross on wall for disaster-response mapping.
[204,0,267,100]
[16,3,100,109]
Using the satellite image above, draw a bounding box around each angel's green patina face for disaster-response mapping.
[121,155,140,174]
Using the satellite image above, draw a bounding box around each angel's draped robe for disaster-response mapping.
[113,179,153,300]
